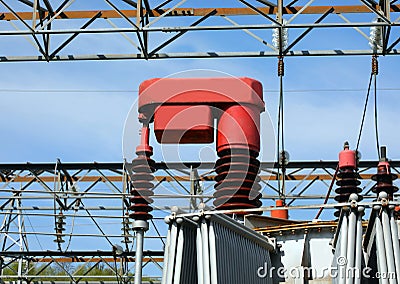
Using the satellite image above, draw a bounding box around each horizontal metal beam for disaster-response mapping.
[0,160,396,171]
[1,5,400,22]
[0,173,382,183]
[0,49,398,62]
[1,250,164,257]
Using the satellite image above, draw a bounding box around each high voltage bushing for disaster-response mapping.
[372,146,398,200]
[138,77,265,214]
[334,142,362,217]
[214,148,262,210]
[129,126,156,221]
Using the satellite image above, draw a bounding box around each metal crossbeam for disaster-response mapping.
[0,1,400,61]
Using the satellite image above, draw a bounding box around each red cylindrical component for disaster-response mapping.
[129,126,156,221]
[213,93,263,213]
[372,161,398,200]
[334,142,361,217]
[339,148,356,169]
[271,199,289,219]
[216,105,261,153]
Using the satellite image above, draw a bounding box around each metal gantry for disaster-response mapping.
[0,160,399,282]
[0,0,400,61]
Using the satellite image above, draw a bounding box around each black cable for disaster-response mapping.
[276,82,282,196]
[279,74,286,198]
[355,73,373,152]
[374,74,380,158]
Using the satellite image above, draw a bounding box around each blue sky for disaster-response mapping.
[1,55,400,163]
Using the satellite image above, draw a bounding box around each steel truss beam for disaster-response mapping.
[0,159,398,281]
[1,0,400,61]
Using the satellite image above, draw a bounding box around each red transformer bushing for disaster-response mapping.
[334,142,362,217]
[137,77,265,213]
[372,146,398,200]
[129,125,156,221]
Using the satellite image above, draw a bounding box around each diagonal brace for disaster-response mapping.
[149,9,217,56]
[284,7,334,54]
[49,11,102,59]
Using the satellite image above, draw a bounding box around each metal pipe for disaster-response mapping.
[339,212,348,284]
[173,227,184,284]
[196,224,204,284]
[354,207,364,284]
[161,224,171,284]
[382,208,396,284]
[390,209,400,281]
[134,229,144,284]
[346,210,356,284]
[201,219,210,284]
[375,211,389,284]
[133,220,149,284]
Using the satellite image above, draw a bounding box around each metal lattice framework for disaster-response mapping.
[0,0,400,61]
[0,160,399,282]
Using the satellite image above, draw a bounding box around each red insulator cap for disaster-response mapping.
[339,142,356,169]
[376,161,391,175]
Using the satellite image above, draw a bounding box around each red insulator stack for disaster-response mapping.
[213,104,262,212]
[214,149,262,210]
[129,126,156,221]
[372,146,398,200]
[334,142,361,217]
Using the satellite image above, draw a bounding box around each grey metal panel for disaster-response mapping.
[212,220,273,284]
[179,225,198,284]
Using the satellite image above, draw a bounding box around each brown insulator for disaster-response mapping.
[372,55,378,75]
[372,147,398,200]
[278,57,285,77]
[129,150,156,221]
[213,149,262,211]
[334,169,362,217]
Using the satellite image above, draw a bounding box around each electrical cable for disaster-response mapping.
[374,73,380,158]
[276,57,286,199]
[65,210,76,251]
[355,73,373,152]
[314,164,339,219]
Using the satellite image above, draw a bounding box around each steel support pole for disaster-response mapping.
[133,220,148,284]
